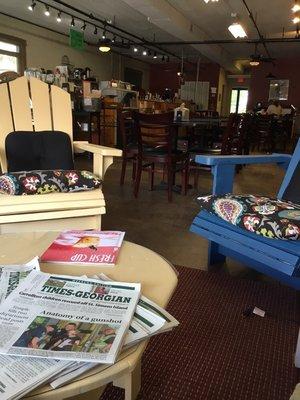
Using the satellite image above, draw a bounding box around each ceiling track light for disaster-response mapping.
[44,5,50,17]
[292,1,300,12]
[28,1,36,11]
[56,11,62,23]
[162,55,165,61]
[81,22,86,31]
[142,49,147,56]
[153,52,157,59]
[102,29,106,39]
[112,36,116,43]
[94,26,98,35]
[292,14,300,24]
[133,47,138,52]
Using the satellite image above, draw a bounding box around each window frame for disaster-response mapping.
[0,33,26,75]
[230,87,249,114]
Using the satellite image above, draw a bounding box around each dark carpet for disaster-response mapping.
[100,266,300,400]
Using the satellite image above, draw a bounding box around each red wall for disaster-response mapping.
[149,62,220,110]
[248,58,300,110]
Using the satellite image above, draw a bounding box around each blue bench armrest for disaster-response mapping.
[195,154,292,196]
[195,154,292,166]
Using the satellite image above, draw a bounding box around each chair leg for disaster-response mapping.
[134,160,142,198]
[162,165,166,183]
[208,241,226,269]
[193,169,199,190]
[120,157,127,185]
[167,164,173,202]
[148,163,154,190]
[182,162,189,195]
[132,159,137,181]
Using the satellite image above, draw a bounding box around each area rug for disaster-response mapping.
[100,266,300,400]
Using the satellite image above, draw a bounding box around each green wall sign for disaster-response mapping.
[69,28,84,50]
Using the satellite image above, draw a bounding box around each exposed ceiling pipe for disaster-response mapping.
[142,37,300,45]
[241,0,274,64]
[50,0,181,60]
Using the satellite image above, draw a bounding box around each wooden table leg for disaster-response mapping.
[113,359,141,400]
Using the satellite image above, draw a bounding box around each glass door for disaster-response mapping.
[230,88,249,114]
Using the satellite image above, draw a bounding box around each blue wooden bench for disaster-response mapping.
[190,140,300,290]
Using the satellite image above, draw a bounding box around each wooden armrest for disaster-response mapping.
[195,154,292,166]
[73,141,122,157]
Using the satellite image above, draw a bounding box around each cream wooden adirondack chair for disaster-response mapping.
[0,76,121,233]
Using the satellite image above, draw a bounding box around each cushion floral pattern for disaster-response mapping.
[197,194,300,240]
[0,170,101,195]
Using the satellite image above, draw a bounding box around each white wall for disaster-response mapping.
[0,13,149,88]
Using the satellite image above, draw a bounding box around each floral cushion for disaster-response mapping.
[197,194,300,240]
[0,170,101,195]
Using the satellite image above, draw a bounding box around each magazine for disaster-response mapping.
[0,257,40,304]
[0,271,140,364]
[40,230,125,266]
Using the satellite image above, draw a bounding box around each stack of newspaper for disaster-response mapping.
[0,258,178,399]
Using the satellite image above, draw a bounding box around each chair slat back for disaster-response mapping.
[30,77,52,131]
[117,108,136,149]
[0,77,72,173]
[134,112,174,153]
[221,113,252,156]
[9,76,33,131]
[50,84,72,136]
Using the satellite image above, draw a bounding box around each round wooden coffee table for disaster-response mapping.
[0,233,178,400]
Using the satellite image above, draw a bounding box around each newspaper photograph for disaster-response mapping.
[0,257,40,304]
[0,271,140,364]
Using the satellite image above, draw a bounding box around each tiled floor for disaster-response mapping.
[76,155,285,272]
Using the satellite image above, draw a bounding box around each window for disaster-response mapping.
[230,88,249,114]
[0,34,26,75]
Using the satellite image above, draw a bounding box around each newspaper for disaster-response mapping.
[0,257,39,304]
[0,355,72,400]
[0,271,140,364]
[98,273,179,335]
[49,274,179,389]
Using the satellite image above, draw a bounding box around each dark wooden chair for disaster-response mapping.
[133,111,189,202]
[221,113,253,156]
[252,114,274,152]
[117,108,138,185]
[190,113,245,189]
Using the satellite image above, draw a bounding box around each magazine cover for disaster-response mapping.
[40,231,125,265]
